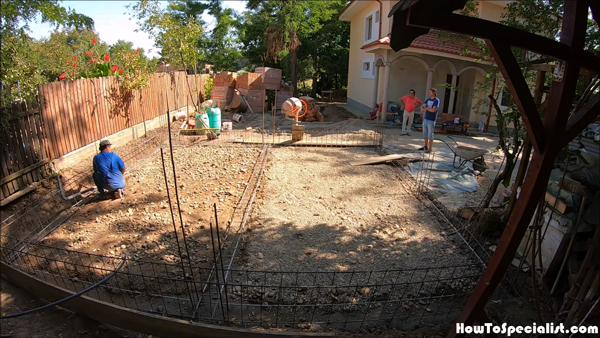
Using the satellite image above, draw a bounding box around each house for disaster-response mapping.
[339,0,516,130]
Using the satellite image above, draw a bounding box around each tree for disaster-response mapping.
[1,0,94,107]
[129,0,204,70]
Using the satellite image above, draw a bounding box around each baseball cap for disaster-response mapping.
[99,140,112,149]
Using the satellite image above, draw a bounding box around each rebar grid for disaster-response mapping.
[0,124,491,333]
[1,234,480,330]
[382,149,524,302]
[184,127,385,148]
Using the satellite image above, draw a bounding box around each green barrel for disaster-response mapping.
[207,107,222,135]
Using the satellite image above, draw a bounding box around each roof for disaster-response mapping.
[361,32,484,59]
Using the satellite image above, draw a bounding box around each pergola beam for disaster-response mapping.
[406,10,600,73]
[386,1,598,337]
[486,40,546,153]
[562,94,600,147]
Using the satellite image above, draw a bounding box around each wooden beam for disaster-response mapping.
[405,12,600,73]
[562,94,600,147]
[448,2,591,336]
[487,41,545,153]
[0,186,36,206]
[0,159,49,185]
[528,64,591,76]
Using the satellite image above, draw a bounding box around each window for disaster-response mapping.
[364,9,380,43]
[362,58,375,79]
[365,15,373,41]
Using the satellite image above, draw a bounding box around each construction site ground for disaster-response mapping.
[0,108,512,336]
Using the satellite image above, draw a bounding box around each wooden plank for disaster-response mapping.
[37,84,54,160]
[0,186,37,206]
[20,115,39,182]
[545,191,570,214]
[90,78,102,141]
[0,159,49,185]
[75,79,89,145]
[33,112,48,162]
[79,79,93,144]
[96,78,108,139]
[349,154,409,166]
[0,129,15,196]
[560,177,593,200]
[57,81,74,153]
[50,82,68,157]
[11,119,29,188]
[71,79,85,148]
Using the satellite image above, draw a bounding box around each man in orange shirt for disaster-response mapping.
[399,89,422,136]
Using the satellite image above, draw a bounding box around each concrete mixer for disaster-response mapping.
[281,96,324,124]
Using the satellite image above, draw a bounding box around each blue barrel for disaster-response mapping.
[195,112,210,133]
[207,107,221,135]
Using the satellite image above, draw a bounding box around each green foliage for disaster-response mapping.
[204,76,213,100]
[1,0,94,109]
[128,0,204,70]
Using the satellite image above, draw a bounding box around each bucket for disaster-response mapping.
[222,121,233,131]
[195,113,210,135]
[207,107,221,135]
[232,113,244,123]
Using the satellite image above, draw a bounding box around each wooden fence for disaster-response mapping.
[0,107,49,204]
[1,72,208,204]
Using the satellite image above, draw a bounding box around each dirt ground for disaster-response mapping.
[238,147,476,279]
[30,145,260,268]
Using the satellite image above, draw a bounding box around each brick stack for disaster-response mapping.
[276,85,295,110]
[235,72,265,112]
[212,72,237,104]
[213,72,237,87]
[255,67,282,90]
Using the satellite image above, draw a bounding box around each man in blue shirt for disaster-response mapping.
[419,88,440,153]
[92,140,126,199]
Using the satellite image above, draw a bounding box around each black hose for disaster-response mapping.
[1,257,126,319]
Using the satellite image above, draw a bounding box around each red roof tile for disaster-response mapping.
[361,32,484,59]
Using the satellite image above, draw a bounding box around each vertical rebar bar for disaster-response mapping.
[213,203,230,322]
[209,222,226,322]
[160,148,195,308]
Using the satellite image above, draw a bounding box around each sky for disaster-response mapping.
[27,1,248,58]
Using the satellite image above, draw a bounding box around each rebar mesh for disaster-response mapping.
[1,234,481,331]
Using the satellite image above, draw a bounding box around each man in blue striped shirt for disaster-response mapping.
[419,88,440,153]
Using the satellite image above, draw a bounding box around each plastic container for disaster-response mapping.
[207,107,222,135]
[195,112,210,135]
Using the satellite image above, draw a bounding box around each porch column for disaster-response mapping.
[448,73,458,113]
[425,69,433,95]
[372,64,381,108]
[380,62,391,122]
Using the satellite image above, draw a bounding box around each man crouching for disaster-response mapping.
[92,140,126,199]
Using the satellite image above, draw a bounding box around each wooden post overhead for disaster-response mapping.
[386,1,600,336]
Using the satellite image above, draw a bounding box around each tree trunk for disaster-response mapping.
[311,38,318,98]
[290,48,298,96]
[482,155,515,209]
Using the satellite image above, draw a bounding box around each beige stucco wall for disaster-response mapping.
[344,0,507,111]
[479,1,509,22]
[347,1,381,109]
